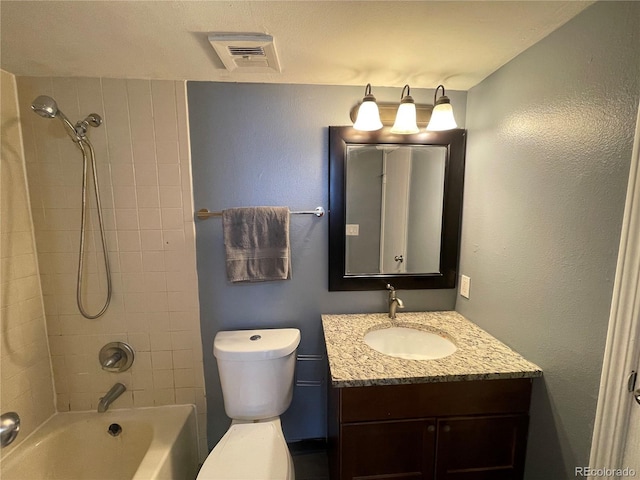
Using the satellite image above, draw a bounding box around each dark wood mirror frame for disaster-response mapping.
[328,126,466,291]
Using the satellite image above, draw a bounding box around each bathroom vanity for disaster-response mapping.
[322,312,542,480]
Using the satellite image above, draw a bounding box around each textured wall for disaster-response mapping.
[0,69,56,455]
[187,82,466,445]
[457,2,640,478]
[15,77,207,460]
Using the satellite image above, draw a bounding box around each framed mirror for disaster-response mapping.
[328,126,466,290]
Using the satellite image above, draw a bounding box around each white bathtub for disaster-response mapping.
[0,405,199,480]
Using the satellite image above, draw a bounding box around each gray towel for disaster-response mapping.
[222,206,291,282]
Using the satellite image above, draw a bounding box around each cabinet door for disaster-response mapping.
[341,419,436,480]
[435,415,528,480]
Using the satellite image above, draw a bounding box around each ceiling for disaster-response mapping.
[0,1,592,90]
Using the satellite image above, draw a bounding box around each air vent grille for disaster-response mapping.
[228,46,266,57]
[208,33,281,73]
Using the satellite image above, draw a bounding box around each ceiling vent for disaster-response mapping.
[208,33,281,73]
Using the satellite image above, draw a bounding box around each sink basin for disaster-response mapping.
[364,326,457,360]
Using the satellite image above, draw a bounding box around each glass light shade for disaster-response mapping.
[426,103,457,131]
[391,102,419,134]
[353,100,383,131]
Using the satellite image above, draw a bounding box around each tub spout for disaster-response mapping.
[98,383,126,413]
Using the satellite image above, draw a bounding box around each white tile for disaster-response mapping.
[151,80,178,143]
[123,293,146,313]
[127,332,150,352]
[133,390,154,407]
[152,370,174,390]
[126,79,155,143]
[143,272,167,292]
[151,350,173,370]
[172,349,194,369]
[117,230,141,252]
[111,164,135,186]
[131,370,154,391]
[175,387,196,405]
[136,186,160,208]
[162,229,185,251]
[140,230,164,251]
[158,164,181,186]
[122,273,145,293]
[112,186,138,209]
[134,164,158,186]
[174,369,195,388]
[150,332,172,351]
[132,141,157,164]
[171,331,195,351]
[119,252,143,272]
[153,388,175,406]
[115,209,140,230]
[139,209,162,230]
[156,141,180,165]
[108,142,133,164]
[142,251,165,272]
[102,78,132,151]
[159,186,183,208]
[146,292,168,313]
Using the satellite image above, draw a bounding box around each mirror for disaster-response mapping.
[329,126,466,290]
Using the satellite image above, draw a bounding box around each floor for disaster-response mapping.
[290,440,330,480]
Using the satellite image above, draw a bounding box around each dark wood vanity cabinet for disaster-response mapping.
[328,378,532,480]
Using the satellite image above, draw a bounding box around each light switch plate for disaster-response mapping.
[460,275,470,298]
[346,224,359,236]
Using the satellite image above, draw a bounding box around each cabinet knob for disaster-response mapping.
[442,425,451,433]
[427,425,435,433]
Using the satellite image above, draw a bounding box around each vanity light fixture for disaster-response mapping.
[390,85,419,134]
[426,84,458,131]
[352,84,383,131]
[352,84,457,133]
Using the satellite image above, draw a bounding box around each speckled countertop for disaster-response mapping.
[322,311,542,387]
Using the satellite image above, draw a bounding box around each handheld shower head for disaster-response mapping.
[31,95,81,141]
[31,95,59,118]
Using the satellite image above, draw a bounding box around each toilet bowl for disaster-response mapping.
[197,418,294,480]
[196,328,300,480]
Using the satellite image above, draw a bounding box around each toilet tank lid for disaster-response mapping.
[214,328,301,360]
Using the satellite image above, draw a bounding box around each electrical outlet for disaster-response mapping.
[346,224,359,236]
[460,275,470,299]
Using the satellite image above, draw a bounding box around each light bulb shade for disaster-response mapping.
[426,102,457,131]
[353,99,383,131]
[391,102,419,134]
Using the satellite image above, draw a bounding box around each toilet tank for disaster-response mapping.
[214,328,300,420]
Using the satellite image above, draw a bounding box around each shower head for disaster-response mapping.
[31,95,59,118]
[31,95,82,141]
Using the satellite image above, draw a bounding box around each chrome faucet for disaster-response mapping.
[386,284,404,320]
[98,383,126,413]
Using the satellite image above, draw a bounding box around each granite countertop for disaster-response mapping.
[322,311,543,387]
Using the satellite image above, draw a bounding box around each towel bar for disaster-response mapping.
[196,206,325,220]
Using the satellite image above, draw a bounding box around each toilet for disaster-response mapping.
[197,328,301,480]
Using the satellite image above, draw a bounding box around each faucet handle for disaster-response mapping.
[99,342,135,373]
[386,283,395,292]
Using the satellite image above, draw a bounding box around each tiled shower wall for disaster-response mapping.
[15,76,207,457]
[0,69,56,454]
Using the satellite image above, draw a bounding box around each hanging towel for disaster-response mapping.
[222,206,291,282]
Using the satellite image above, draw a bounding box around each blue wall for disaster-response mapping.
[187,82,467,446]
[457,2,640,478]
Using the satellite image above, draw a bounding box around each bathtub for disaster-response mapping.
[0,405,199,480]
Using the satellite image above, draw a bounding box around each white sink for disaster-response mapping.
[364,326,457,360]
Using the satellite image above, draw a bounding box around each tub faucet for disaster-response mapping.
[386,284,404,320]
[98,383,126,413]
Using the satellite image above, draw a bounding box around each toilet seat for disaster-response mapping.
[197,418,294,480]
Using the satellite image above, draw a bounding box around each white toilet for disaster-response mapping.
[197,328,301,480]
